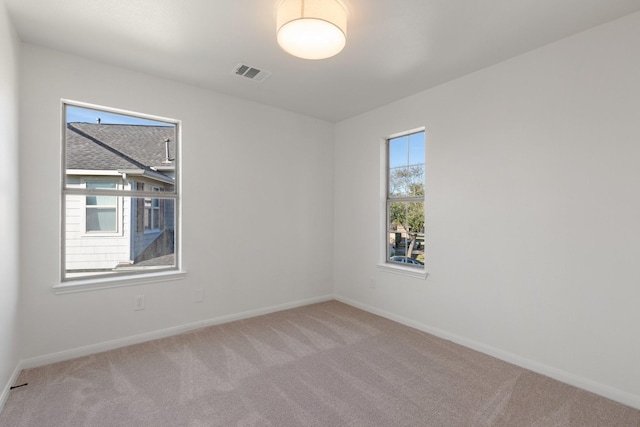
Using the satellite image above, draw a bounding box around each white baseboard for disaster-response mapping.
[20,294,333,370]
[0,362,23,415]
[334,295,640,411]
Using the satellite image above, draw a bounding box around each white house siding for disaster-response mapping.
[65,178,132,271]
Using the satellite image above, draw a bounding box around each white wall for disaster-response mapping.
[11,5,640,412]
[0,0,20,409]
[334,12,640,408]
[19,44,334,361]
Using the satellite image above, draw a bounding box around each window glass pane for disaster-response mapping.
[63,103,180,282]
[389,231,407,255]
[65,196,176,278]
[408,132,425,166]
[86,207,116,231]
[388,135,409,168]
[387,201,425,264]
[407,201,425,234]
[131,197,175,261]
[389,165,424,198]
[65,108,177,195]
[389,166,409,197]
[152,210,159,228]
[86,181,117,190]
[409,166,425,196]
[388,131,425,199]
[143,196,161,230]
[86,195,117,206]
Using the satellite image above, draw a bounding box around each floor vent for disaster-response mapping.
[233,63,271,83]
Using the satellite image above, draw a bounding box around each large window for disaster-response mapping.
[386,130,425,268]
[61,101,181,285]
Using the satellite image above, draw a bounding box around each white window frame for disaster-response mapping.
[57,100,185,293]
[377,127,428,279]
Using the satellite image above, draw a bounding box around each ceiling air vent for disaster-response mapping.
[233,63,271,83]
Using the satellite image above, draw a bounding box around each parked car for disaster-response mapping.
[389,256,424,265]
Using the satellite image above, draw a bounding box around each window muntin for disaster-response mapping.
[386,131,425,267]
[62,101,180,283]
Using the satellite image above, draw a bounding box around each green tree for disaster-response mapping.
[389,166,424,258]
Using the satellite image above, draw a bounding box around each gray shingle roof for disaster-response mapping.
[66,123,176,178]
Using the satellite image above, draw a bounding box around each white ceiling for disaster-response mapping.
[6,0,640,122]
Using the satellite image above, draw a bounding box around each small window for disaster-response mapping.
[144,186,161,231]
[85,180,118,233]
[62,101,181,284]
[386,130,425,269]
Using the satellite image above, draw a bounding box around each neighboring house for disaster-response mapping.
[65,122,176,273]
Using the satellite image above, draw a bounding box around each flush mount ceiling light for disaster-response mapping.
[276,0,347,60]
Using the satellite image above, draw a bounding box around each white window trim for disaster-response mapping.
[53,270,187,294]
[377,128,429,280]
[60,99,184,288]
[377,262,428,279]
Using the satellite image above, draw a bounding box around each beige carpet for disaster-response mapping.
[1,301,639,426]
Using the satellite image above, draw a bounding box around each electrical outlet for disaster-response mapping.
[134,295,145,311]
[194,288,204,303]
[369,278,376,289]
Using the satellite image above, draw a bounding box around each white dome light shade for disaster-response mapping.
[277,0,347,60]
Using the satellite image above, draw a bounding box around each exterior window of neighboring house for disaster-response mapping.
[145,196,160,230]
[85,180,118,233]
[386,130,425,269]
[61,100,181,286]
[144,186,161,231]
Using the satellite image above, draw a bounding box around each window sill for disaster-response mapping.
[377,263,429,280]
[53,270,187,294]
